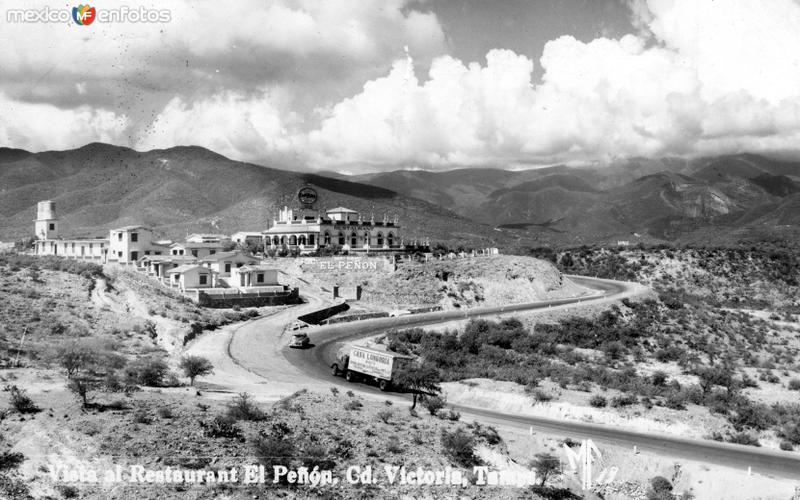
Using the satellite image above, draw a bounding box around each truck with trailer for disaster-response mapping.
[331,345,414,391]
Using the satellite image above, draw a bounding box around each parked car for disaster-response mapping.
[289,331,310,348]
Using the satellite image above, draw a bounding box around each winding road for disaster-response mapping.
[218,275,800,481]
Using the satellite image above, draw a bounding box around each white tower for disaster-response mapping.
[34,200,59,240]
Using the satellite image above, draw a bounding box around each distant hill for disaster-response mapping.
[348,154,800,247]
[2,144,798,248]
[0,144,502,247]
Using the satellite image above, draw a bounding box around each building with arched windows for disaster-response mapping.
[263,206,402,253]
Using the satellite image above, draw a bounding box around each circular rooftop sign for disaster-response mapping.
[298,186,318,206]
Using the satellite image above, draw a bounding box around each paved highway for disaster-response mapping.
[281,275,800,480]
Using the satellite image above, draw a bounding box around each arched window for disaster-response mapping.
[387,233,394,247]
[289,235,297,246]
[350,232,357,247]
[280,236,287,245]
[323,232,330,245]
[338,232,345,245]
[363,232,370,245]
[377,232,384,246]
[298,235,306,246]
[272,236,280,246]
[309,234,316,246]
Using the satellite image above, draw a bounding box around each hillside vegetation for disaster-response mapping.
[530,245,800,312]
[384,245,800,449]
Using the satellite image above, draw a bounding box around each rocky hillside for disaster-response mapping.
[273,255,584,309]
[352,154,800,247]
[0,144,502,249]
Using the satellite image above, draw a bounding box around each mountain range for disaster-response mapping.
[1,144,799,249]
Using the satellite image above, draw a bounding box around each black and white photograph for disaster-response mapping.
[1,1,800,499]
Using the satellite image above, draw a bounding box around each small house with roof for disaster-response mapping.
[232,264,280,288]
[168,264,218,290]
[201,250,259,277]
[139,254,199,279]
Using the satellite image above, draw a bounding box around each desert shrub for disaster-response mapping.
[467,421,502,445]
[759,370,780,384]
[647,476,674,500]
[532,389,553,403]
[157,407,174,419]
[226,392,266,421]
[610,393,637,408]
[385,435,404,454]
[788,378,800,391]
[421,395,447,416]
[132,409,152,424]
[651,371,668,386]
[125,357,169,386]
[727,432,760,446]
[440,428,478,466]
[56,485,80,499]
[344,400,363,411]
[202,414,243,439]
[303,444,336,469]
[727,398,775,431]
[777,421,800,445]
[5,385,39,413]
[438,409,461,421]
[0,451,25,471]
[779,440,794,451]
[589,394,607,408]
[252,434,295,470]
[529,485,581,499]
[376,410,393,424]
[662,392,687,411]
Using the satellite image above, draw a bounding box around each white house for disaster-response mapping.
[169,241,228,259]
[168,264,218,290]
[108,226,171,263]
[140,254,199,279]
[201,250,259,277]
[231,231,263,246]
[232,264,280,288]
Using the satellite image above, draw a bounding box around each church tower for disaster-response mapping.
[34,200,59,240]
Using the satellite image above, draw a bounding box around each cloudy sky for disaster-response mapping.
[2,0,800,172]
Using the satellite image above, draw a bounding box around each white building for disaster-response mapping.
[168,264,218,290]
[232,264,280,287]
[201,250,259,277]
[231,231,263,246]
[108,226,170,263]
[263,206,402,254]
[33,201,108,260]
[186,233,229,244]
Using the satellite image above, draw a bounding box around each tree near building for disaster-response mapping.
[179,355,214,386]
[395,362,442,410]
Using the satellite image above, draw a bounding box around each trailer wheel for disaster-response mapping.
[345,370,354,382]
[330,364,339,376]
[378,379,389,391]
